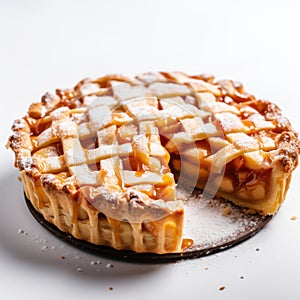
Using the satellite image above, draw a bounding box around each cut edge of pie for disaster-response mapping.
[8,71,300,254]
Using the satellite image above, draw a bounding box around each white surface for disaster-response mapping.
[1,1,300,299]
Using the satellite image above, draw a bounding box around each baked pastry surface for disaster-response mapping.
[8,72,300,254]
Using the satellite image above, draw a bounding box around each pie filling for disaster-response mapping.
[8,72,300,254]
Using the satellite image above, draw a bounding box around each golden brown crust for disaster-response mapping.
[10,72,300,177]
[8,71,300,253]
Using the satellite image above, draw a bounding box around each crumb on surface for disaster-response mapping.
[290,216,297,221]
[106,263,114,269]
[219,286,225,291]
[204,267,208,270]
[109,287,113,291]
[61,256,65,260]
[222,206,232,216]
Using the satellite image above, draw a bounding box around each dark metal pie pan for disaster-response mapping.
[24,193,272,264]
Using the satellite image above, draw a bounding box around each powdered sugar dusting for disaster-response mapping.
[227,132,259,150]
[216,112,246,132]
[18,157,34,171]
[12,119,26,130]
[180,187,266,249]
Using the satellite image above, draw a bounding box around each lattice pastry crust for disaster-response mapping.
[8,72,300,254]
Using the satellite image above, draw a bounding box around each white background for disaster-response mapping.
[1,1,300,299]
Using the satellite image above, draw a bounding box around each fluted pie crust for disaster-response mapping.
[8,72,300,254]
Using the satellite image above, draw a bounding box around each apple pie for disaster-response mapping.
[8,72,300,254]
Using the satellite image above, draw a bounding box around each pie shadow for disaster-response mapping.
[0,171,165,280]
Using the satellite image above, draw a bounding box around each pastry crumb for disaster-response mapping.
[219,286,225,291]
[290,216,297,221]
[109,287,113,291]
[222,206,232,216]
[204,267,208,270]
